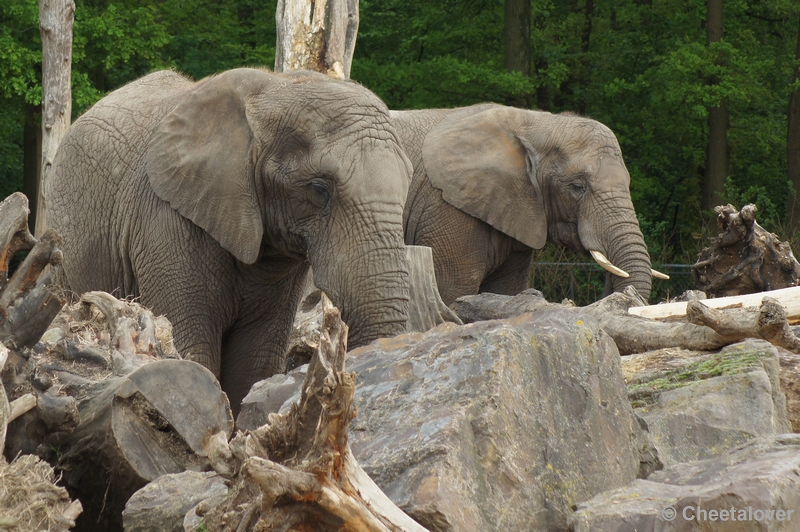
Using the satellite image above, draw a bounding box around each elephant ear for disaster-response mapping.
[421,107,547,249]
[146,69,271,264]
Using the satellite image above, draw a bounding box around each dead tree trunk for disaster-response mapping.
[274,0,359,79]
[200,294,428,531]
[702,0,729,212]
[37,0,75,237]
[788,14,800,232]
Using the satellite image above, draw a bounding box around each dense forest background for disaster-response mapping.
[3,0,800,299]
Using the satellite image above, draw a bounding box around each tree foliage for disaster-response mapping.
[1,0,799,265]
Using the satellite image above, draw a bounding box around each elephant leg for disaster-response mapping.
[221,262,309,413]
[479,248,534,296]
[132,216,238,378]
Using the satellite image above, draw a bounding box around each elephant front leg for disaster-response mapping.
[221,263,309,414]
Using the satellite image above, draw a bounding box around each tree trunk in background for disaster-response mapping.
[577,0,594,115]
[702,0,729,212]
[274,0,359,80]
[37,0,75,237]
[23,104,41,233]
[504,0,531,108]
[787,16,800,233]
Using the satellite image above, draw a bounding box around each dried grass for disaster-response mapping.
[0,454,77,531]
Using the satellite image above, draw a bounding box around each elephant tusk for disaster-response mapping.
[590,250,630,278]
[651,269,670,280]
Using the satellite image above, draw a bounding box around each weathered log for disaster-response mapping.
[2,292,232,530]
[199,294,428,531]
[586,288,800,355]
[694,203,800,297]
[453,288,800,355]
[628,285,800,320]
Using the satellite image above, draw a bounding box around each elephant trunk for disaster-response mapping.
[310,218,410,350]
[601,218,653,301]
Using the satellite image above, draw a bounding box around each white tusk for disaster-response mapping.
[590,250,629,278]
[651,269,670,280]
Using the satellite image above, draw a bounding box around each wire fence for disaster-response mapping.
[529,262,696,306]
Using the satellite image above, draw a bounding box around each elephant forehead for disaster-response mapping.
[307,139,411,197]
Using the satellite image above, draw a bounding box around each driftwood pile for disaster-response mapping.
[694,203,800,297]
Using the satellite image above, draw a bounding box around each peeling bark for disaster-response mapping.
[274,0,359,79]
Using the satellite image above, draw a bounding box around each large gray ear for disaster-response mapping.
[146,69,273,264]
[421,107,547,249]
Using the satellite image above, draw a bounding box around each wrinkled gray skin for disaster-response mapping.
[47,68,411,410]
[391,104,652,305]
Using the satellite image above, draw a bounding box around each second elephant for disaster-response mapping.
[392,104,656,305]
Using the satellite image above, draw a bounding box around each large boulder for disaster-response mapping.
[241,308,642,531]
[624,339,793,466]
[571,434,800,531]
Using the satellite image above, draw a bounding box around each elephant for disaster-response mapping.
[46,68,412,411]
[390,103,661,306]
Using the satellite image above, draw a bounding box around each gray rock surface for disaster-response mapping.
[122,470,228,532]
[237,363,308,430]
[571,434,800,531]
[241,308,642,531]
[626,340,792,466]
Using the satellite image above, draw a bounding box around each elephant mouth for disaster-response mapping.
[589,249,669,280]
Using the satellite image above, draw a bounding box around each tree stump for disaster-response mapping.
[2,292,236,530]
[197,294,428,531]
[694,204,800,297]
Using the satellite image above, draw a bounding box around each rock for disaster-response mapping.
[571,434,800,531]
[625,339,792,466]
[242,308,642,531]
[237,363,308,430]
[450,288,554,323]
[777,347,800,432]
[122,471,228,532]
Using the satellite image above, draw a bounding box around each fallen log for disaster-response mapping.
[4,292,234,531]
[452,287,800,356]
[198,294,428,531]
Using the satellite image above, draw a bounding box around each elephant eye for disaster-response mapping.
[570,182,586,195]
[307,179,331,207]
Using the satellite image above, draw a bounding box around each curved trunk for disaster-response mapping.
[578,191,652,302]
[601,218,652,301]
[309,219,410,350]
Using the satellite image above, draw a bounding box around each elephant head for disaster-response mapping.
[421,105,656,300]
[145,68,411,350]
